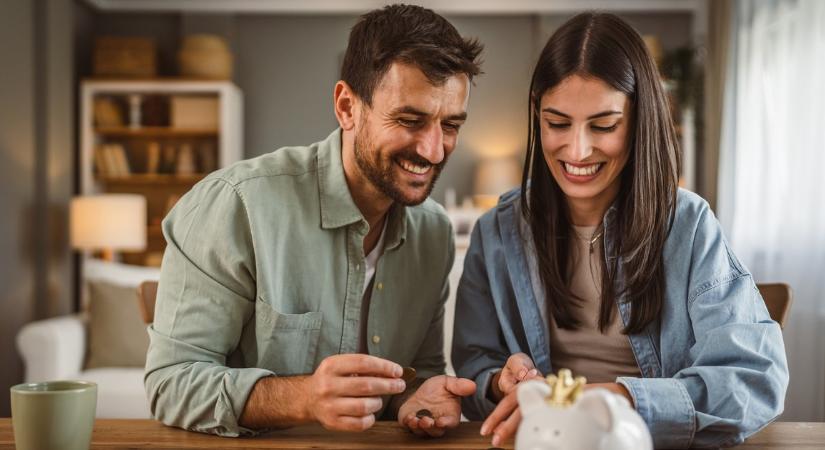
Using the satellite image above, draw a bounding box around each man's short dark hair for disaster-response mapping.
[341,4,484,105]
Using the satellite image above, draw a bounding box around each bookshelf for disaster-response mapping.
[80,79,243,266]
[95,126,219,138]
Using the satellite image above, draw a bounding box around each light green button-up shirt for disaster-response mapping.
[144,129,454,437]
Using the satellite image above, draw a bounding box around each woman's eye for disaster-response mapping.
[592,123,618,132]
[547,122,570,129]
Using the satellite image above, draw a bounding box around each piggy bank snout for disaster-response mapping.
[537,426,561,445]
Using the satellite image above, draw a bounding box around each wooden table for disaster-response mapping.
[1,419,823,449]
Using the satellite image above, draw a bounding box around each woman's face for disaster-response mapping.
[539,74,631,209]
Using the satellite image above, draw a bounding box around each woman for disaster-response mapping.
[452,12,788,449]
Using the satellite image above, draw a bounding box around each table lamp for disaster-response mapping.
[70,194,147,261]
[473,156,522,210]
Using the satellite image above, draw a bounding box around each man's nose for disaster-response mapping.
[416,124,445,164]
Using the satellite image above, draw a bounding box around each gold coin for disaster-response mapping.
[402,367,416,383]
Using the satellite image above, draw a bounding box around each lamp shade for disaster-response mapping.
[473,157,522,210]
[70,194,147,251]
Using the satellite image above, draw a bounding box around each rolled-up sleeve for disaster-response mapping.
[144,178,273,437]
[452,223,509,420]
[618,276,787,448]
[619,208,788,449]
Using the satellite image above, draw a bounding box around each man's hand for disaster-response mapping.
[397,375,476,438]
[305,354,406,431]
[490,353,542,402]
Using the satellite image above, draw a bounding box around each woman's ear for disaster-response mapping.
[334,80,358,131]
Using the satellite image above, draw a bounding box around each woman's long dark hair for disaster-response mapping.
[521,12,680,334]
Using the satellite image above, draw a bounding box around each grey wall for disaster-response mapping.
[80,12,542,205]
[0,0,37,417]
[0,0,74,416]
[82,9,692,205]
[433,15,535,202]
[539,12,693,50]
[236,15,353,153]
[234,14,537,204]
[44,0,75,320]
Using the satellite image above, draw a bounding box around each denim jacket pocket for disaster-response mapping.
[255,298,322,375]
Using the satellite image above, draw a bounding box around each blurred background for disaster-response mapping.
[1,0,823,425]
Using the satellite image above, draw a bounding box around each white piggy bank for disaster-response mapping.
[515,380,653,450]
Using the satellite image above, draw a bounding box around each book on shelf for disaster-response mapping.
[101,145,118,176]
[93,145,109,176]
[112,144,131,176]
[95,144,131,177]
[146,141,161,174]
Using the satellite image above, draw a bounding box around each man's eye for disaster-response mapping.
[442,122,461,132]
[547,122,570,129]
[398,118,421,128]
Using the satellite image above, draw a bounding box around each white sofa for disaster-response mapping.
[16,259,160,418]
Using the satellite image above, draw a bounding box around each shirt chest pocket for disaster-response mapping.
[255,298,322,375]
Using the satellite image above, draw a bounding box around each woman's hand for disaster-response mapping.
[480,353,542,447]
[480,390,521,447]
[490,353,542,402]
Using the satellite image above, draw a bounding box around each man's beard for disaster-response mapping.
[353,122,447,206]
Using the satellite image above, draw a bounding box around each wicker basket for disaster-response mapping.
[178,34,233,80]
[93,36,157,78]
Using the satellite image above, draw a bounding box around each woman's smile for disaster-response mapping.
[559,160,606,182]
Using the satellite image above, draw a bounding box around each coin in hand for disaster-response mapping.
[402,367,416,383]
[415,408,433,419]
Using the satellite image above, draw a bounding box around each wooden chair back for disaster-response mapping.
[137,280,159,324]
[757,283,793,329]
[132,280,792,329]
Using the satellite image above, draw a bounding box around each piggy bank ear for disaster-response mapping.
[517,380,551,416]
[576,388,614,432]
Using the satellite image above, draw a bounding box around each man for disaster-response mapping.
[144,4,484,438]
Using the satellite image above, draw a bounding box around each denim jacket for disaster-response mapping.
[452,188,788,448]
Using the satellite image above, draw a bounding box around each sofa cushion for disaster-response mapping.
[79,367,150,418]
[82,258,161,310]
[85,280,150,369]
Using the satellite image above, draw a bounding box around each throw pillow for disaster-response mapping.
[85,280,150,369]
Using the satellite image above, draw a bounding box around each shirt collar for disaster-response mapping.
[384,203,408,251]
[318,128,363,229]
[317,128,408,249]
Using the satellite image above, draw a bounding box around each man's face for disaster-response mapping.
[353,62,470,206]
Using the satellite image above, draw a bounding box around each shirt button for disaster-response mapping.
[372,335,381,344]
[376,282,383,290]
[355,264,360,271]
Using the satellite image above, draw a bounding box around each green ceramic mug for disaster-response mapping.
[10,380,97,450]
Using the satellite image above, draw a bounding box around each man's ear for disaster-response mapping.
[334,80,359,131]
